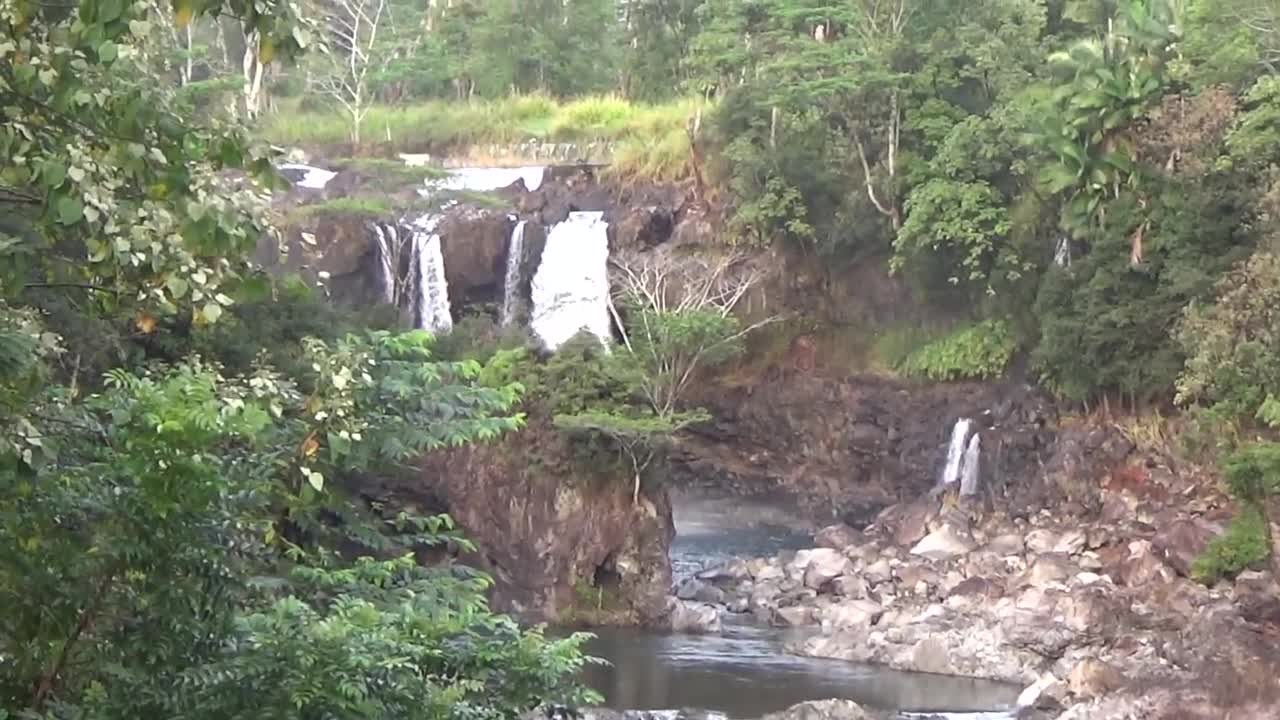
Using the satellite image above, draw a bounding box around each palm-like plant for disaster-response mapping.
[1033,0,1179,263]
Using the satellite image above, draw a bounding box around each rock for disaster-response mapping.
[831,574,868,599]
[675,578,705,601]
[1016,674,1068,711]
[815,523,862,551]
[890,499,937,547]
[821,599,883,629]
[667,599,721,634]
[761,700,871,720]
[696,559,751,583]
[726,596,750,614]
[862,559,893,585]
[772,605,814,627]
[910,637,952,675]
[1020,553,1076,587]
[895,564,940,592]
[988,533,1026,555]
[1106,540,1176,588]
[750,559,785,582]
[801,549,855,589]
[1152,517,1217,577]
[910,524,976,562]
[949,576,1004,599]
[1025,529,1059,555]
[1052,529,1088,555]
[692,584,726,604]
[1067,658,1125,698]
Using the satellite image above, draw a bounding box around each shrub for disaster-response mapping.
[899,320,1017,381]
[1192,504,1270,582]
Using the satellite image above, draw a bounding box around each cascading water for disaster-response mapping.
[500,220,527,327]
[959,433,982,497]
[373,223,397,305]
[1053,236,1072,267]
[529,211,612,350]
[940,418,973,486]
[277,163,337,189]
[409,215,453,334]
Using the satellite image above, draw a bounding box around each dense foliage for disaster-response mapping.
[0,0,596,716]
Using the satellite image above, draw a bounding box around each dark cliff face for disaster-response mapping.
[670,373,1057,528]
[413,421,674,625]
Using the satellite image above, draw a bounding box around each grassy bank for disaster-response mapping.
[262,94,707,182]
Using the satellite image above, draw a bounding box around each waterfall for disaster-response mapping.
[373,223,397,305]
[940,418,972,486]
[530,211,612,350]
[1053,236,1072,267]
[959,433,982,496]
[500,220,527,327]
[416,166,547,195]
[408,215,453,334]
[278,163,337,189]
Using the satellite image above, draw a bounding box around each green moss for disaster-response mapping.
[288,197,394,222]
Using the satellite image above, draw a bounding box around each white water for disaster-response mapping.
[414,166,547,194]
[409,215,453,334]
[373,223,397,305]
[959,432,982,497]
[278,163,337,189]
[500,220,528,327]
[1053,236,1071,267]
[530,211,612,350]
[940,418,973,486]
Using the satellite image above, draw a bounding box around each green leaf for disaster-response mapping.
[55,196,83,225]
[202,302,223,323]
[98,41,117,63]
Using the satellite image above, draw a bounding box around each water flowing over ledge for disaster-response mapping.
[530,211,613,350]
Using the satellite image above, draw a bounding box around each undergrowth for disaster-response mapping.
[1192,504,1270,582]
[898,319,1017,381]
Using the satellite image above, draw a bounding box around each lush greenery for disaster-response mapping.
[899,320,1016,382]
[0,0,597,716]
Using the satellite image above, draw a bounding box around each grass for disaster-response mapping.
[262,94,709,183]
[335,157,450,182]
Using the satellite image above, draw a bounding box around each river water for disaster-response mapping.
[575,491,1020,719]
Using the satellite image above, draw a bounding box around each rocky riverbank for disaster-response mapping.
[662,426,1280,720]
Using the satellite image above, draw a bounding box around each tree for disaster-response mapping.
[308,0,389,145]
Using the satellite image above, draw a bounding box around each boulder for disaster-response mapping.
[988,533,1026,555]
[799,549,855,589]
[1067,658,1125,699]
[1020,553,1076,587]
[773,605,814,627]
[1152,517,1217,577]
[862,559,893,585]
[1106,540,1176,588]
[831,574,868,599]
[821,599,883,630]
[1025,529,1060,555]
[762,700,871,720]
[910,524,976,562]
[750,559,785,582]
[1017,674,1069,711]
[696,559,751,583]
[815,523,862,551]
[890,499,937,547]
[668,599,722,634]
[1052,529,1088,555]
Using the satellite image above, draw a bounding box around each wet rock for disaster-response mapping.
[820,599,883,630]
[772,605,813,627]
[761,699,871,720]
[675,578,705,601]
[748,558,785,582]
[696,559,751,584]
[910,524,975,562]
[1016,674,1068,712]
[667,599,722,634]
[815,523,861,551]
[1152,517,1217,577]
[726,597,750,614]
[1066,658,1125,698]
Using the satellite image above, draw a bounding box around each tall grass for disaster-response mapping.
[262,94,711,183]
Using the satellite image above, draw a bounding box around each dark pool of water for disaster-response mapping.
[579,620,1020,717]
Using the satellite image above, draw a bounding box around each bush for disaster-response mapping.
[898,320,1017,381]
[1192,504,1270,582]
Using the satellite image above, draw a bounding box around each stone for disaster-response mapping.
[726,597,750,614]
[1025,529,1060,555]
[772,605,813,627]
[1021,553,1076,587]
[675,578,706,601]
[821,599,884,629]
[1152,517,1217,577]
[895,563,940,591]
[910,524,976,562]
[696,559,751,583]
[910,637,952,675]
[667,599,721,634]
[1052,529,1088,555]
[1107,540,1176,588]
[863,559,893,585]
[815,523,862,551]
[949,576,1004,599]
[1017,674,1068,710]
[802,549,855,590]
[988,533,1026,555]
[751,560,785,582]
[831,574,868,599]
[761,700,871,720]
[1067,658,1125,698]
[692,584,726,604]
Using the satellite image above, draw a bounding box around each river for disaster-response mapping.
[575,491,1021,719]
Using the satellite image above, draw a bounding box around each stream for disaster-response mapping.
[577,491,1021,718]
